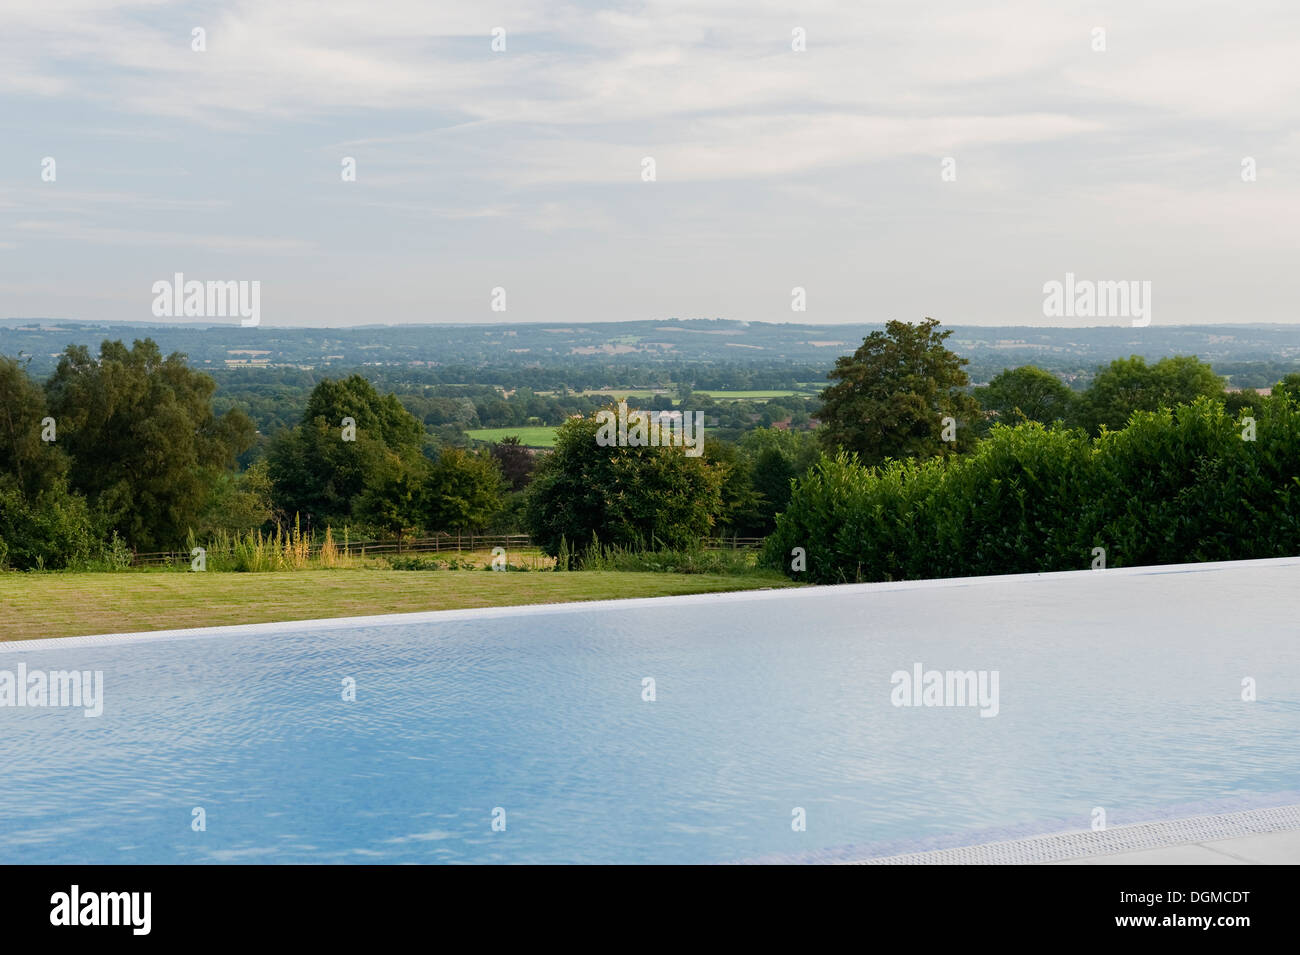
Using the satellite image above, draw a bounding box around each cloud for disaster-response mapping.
[3,0,1298,324]
[11,219,312,253]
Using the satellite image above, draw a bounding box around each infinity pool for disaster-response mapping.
[2,559,1299,864]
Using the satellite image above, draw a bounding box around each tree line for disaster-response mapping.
[3,321,1294,573]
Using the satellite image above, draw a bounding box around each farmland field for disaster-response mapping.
[692,390,816,400]
[465,426,559,446]
[577,388,665,398]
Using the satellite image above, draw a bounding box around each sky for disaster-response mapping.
[2,0,1299,327]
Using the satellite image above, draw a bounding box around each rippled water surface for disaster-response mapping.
[2,563,1298,863]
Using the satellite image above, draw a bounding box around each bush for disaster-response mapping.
[1086,396,1300,566]
[0,483,96,570]
[766,395,1300,583]
[762,453,947,582]
[929,423,1096,577]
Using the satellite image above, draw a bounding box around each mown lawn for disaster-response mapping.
[0,569,799,641]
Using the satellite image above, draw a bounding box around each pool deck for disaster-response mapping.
[1049,829,1300,864]
[849,803,1300,865]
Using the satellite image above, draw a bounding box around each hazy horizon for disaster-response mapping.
[5,316,1300,332]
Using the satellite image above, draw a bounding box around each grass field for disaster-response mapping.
[693,390,816,400]
[578,388,665,398]
[464,426,558,447]
[0,569,799,641]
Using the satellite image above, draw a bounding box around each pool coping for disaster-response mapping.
[5,553,1300,652]
[842,802,1300,865]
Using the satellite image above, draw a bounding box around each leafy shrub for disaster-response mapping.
[929,423,1096,577]
[767,395,1300,583]
[0,483,96,570]
[762,453,946,582]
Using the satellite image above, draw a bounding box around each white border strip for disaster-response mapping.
[5,554,1300,652]
[847,803,1300,865]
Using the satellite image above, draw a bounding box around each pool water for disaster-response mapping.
[2,560,1298,864]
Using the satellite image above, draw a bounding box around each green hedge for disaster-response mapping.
[764,396,1300,583]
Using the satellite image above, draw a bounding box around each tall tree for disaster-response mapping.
[0,355,95,569]
[267,375,426,524]
[817,318,981,464]
[739,427,822,530]
[702,438,765,537]
[1078,355,1225,434]
[420,448,505,532]
[0,355,68,497]
[488,436,536,491]
[973,365,1076,427]
[525,408,724,557]
[44,339,253,550]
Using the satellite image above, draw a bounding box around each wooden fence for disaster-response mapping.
[130,533,764,566]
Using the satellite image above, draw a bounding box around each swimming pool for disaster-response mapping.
[2,558,1298,864]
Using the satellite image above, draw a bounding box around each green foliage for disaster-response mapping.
[525,409,725,556]
[973,366,1076,429]
[385,554,480,571]
[928,424,1096,577]
[0,483,96,570]
[574,542,776,576]
[355,463,427,538]
[203,520,314,572]
[420,448,505,532]
[1085,396,1300,566]
[1077,355,1224,434]
[198,459,275,537]
[817,318,982,464]
[304,374,426,453]
[0,355,69,498]
[1224,388,1265,416]
[267,374,426,524]
[762,453,948,582]
[44,339,254,550]
[0,355,99,569]
[488,436,537,491]
[737,427,822,531]
[767,395,1300,583]
[702,439,765,536]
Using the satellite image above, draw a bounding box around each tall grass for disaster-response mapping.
[200,517,354,572]
[575,540,776,576]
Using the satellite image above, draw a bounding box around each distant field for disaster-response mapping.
[693,390,815,400]
[465,426,558,446]
[0,570,801,641]
[578,388,664,398]
[528,388,814,403]
[532,389,665,399]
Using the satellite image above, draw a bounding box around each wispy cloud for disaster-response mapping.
[2,0,1297,324]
